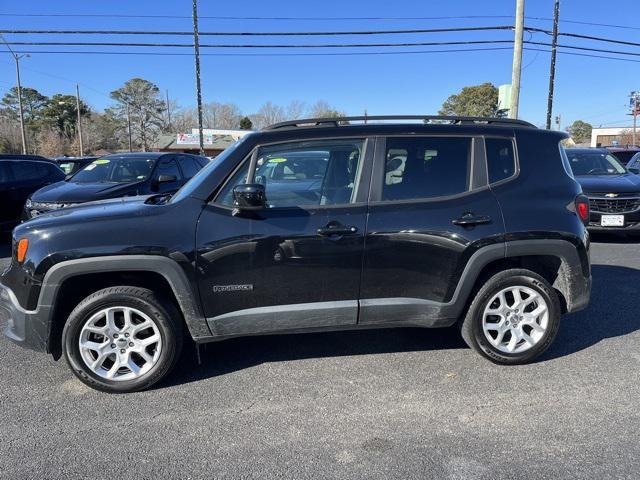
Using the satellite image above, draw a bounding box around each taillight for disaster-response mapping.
[16,238,28,264]
[575,195,589,225]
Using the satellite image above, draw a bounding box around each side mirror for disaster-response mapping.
[157,174,177,184]
[233,184,266,210]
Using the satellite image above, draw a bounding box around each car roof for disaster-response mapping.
[0,154,53,162]
[566,148,610,154]
[100,152,166,159]
[606,146,640,152]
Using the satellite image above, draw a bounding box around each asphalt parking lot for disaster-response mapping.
[1,235,639,479]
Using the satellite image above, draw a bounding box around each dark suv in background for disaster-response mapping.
[24,152,209,219]
[0,154,65,232]
[0,116,592,393]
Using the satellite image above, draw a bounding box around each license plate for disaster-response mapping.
[601,215,624,227]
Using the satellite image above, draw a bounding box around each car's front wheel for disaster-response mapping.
[461,269,561,364]
[62,286,183,393]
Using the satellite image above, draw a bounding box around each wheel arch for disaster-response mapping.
[40,256,209,359]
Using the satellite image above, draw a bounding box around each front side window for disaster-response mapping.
[382,137,472,201]
[567,151,626,176]
[486,138,516,183]
[72,157,156,183]
[217,139,365,208]
[156,158,182,181]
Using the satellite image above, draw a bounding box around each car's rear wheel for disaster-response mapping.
[62,286,183,393]
[461,269,561,364]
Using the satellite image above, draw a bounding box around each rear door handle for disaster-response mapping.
[317,224,359,237]
[452,213,492,226]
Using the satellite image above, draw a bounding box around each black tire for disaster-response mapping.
[62,286,183,393]
[460,269,561,365]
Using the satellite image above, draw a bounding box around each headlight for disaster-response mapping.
[28,201,74,210]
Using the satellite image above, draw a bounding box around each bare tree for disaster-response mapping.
[250,101,285,129]
[310,100,345,118]
[201,102,242,130]
[285,100,307,120]
[0,114,23,153]
[36,128,70,157]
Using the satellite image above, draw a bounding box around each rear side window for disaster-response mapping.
[0,162,9,183]
[10,161,51,182]
[178,156,201,179]
[382,137,471,201]
[486,138,516,184]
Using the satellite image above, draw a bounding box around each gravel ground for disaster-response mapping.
[1,234,639,479]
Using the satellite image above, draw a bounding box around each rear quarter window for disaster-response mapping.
[485,138,516,184]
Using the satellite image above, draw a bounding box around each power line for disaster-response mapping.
[5,46,640,64]
[0,13,517,21]
[6,46,517,57]
[1,39,516,48]
[2,12,640,30]
[0,26,517,36]
[4,27,640,50]
[3,39,640,58]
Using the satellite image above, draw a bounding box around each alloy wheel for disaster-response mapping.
[481,285,549,354]
[78,306,162,381]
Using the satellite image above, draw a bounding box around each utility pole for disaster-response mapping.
[126,103,133,152]
[630,92,640,147]
[545,0,560,130]
[75,84,84,157]
[509,0,525,119]
[165,89,172,130]
[192,0,205,156]
[1,34,28,153]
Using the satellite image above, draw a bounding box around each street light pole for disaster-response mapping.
[192,0,205,156]
[75,84,84,157]
[509,0,525,119]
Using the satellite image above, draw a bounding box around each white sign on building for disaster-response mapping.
[176,133,214,145]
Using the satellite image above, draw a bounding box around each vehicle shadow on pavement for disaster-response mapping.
[161,263,640,389]
[163,326,467,389]
[543,264,640,360]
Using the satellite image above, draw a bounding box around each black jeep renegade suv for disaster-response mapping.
[0,116,592,393]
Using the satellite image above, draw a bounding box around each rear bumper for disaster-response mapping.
[0,282,51,353]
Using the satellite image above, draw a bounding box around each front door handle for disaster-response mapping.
[452,213,492,227]
[317,223,359,237]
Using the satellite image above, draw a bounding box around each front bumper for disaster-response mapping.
[587,197,640,231]
[0,282,51,352]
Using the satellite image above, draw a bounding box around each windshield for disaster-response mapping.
[567,151,626,176]
[255,151,329,183]
[71,157,156,183]
[170,137,249,203]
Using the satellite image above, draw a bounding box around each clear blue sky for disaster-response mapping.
[0,0,638,129]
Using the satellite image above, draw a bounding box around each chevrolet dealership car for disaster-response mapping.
[566,148,640,232]
[1,116,592,393]
[24,152,209,219]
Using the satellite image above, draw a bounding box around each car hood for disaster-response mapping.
[575,174,640,194]
[30,180,146,203]
[19,196,155,230]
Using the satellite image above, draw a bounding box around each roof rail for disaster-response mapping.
[263,115,536,131]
